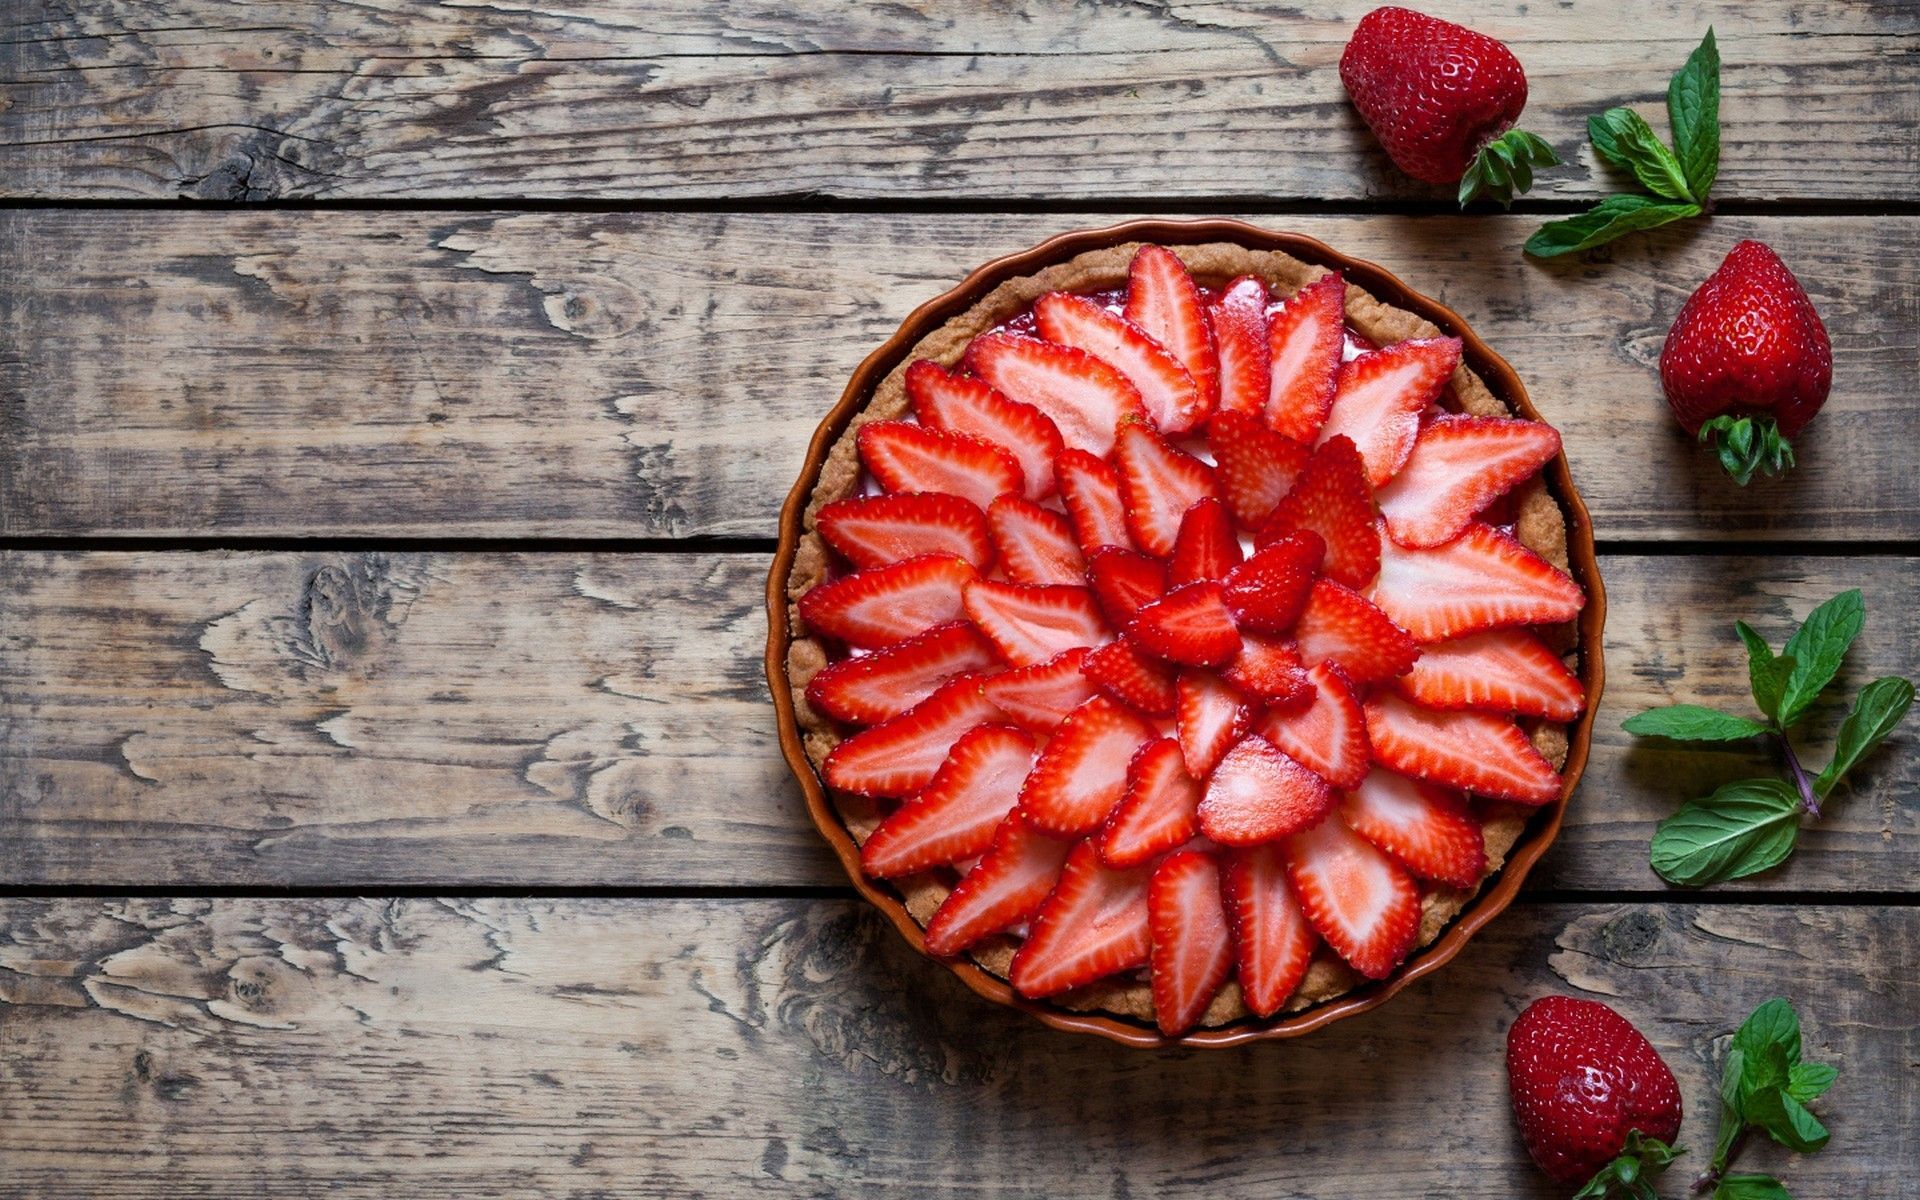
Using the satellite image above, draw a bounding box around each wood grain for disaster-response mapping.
[2,2,1915,202]
[3,550,1911,891]
[3,210,1916,540]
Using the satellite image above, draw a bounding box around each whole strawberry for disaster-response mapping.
[1340,7,1558,206]
[1660,240,1832,485]
[1507,997,1684,1192]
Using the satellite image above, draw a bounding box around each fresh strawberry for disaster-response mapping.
[1396,627,1585,720]
[906,359,1065,500]
[1123,245,1219,422]
[1209,276,1272,420]
[1113,421,1218,557]
[1209,410,1311,528]
[1265,273,1346,442]
[1340,768,1485,888]
[1175,671,1254,778]
[1292,578,1420,685]
[1221,530,1324,634]
[1009,840,1155,999]
[1364,692,1562,804]
[816,491,992,572]
[1284,813,1420,979]
[1257,659,1371,790]
[1017,695,1157,836]
[1197,734,1336,846]
[1221,845,1319,1018]
[822,672,1003,797]
[1318,338,1462,487]
[1080,638,1179,717]
[1085,545,1168,627]
[1368,521,1584,642]
[1506,997,1684,1188]
[922,815,1073,956]
[805,620,999,725]
[966,333,1146,459]
[987,495,1086,586]
[1375,415,1561,548]
[1259,434,1380,588]
[860,724,1036,878]
[1147,850,1235,1035]
[1034,292,1203,435]
[963,579,1109,667]
[978,647,1098,734]
[1660,240,1832,484]
[1055,448,1134,553]
[1128,582,1242,668]
[1099,738,1202,868]
[1168,496,1243,586]
[857,420,1023,510]
[1223,633,1314,708]
[798,553,978,649]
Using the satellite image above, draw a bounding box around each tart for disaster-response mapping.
[772,224,1602,1043]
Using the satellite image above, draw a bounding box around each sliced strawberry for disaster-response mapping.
[1221,845,1320,1018]
[857,420,1023,509]
[1265,273,1346,441]
[805,620,999,725]
[1099,737,1201,868]
[798,554,978,649]
[923,815,1074,956]
[860,725,1036,878]
[1209,410,1311,528]
[1376,415,1562,548]
[1034,292,1202,436]
[987,495,1086,586]
[1317,337,1462,487]
[1222,633,1314,708]
[966,333,1145,459]
[1080,637,1179,717]
[1257,659,1370,790]
[822,672,1003,797]
[1114,422,1218,557]
[1085,545,1168,627]
[1176,670,1254,778]
[1209,276,1272,421]
[1364,692,1562,804]
[817,492,994,572]
[1397,627,1584,720]
[907,359,1066,501]
[1197,734,1336,846]
[1340,769,1485,888]
[978,647,1098,734]
[1168,496,1243,586]
[1260,434,1380,588]
[1127,582,1241,668]
[1368,521,1585,642]
[1055,448,1134,554]
[963,579,1109,667]
[1123,245,1218,427]
[1292,578,1420,685]
[1221,530,1324,634]
[1147,849,1234,1035]
[1017,695,1157,837]
[1009,840,1154,999]
[1284,814,1420,979]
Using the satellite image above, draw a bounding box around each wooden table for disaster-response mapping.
[2,3,1915,1195]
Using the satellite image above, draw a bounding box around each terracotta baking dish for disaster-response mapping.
[766,218,1607,1047]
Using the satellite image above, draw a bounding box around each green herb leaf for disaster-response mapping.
[1525,195,1701,258]
[1668,28,1722,200]
[1588,107,1695,202]
[1786,1061,1838,1103]
[1746,1089,1830,1153]
[1649,778,1801,886]
[1625,705,1769,741]
[1776,590,1866,726]
[1713,1046,1747,1167]
[1735,621,1794,722]
[1812,675,1915,797]
[1714,1176,1791,1200]
[1732,996,1803,1065]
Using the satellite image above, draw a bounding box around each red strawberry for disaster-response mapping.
[1222,633,1314,708]
[1284,813,1420,979]
[1114,422,1219,557]
[1035,292,1203,435]
[1368,521,1584,642]
[1147,850,1235,1035]
[1099,738,1202,868]
[1397,627,1585,720]
[1055,448,1134,554]
[1660,240,1832,484]
[798,553,978,649]
[1292,578,1420,685]
[906,359,1065,500]
[1260,434,1380,589]
[1124,245,1219,421]
[1506,997,1684,1188]
[1081,638,1179,717]
[1209,410,1311,528]
[1257,659,1371,790]
[1085,545,1168,627]
[1222,845,1319,1017]
[1197,735,1335,846]
[816,492,993,572]
[1318,338,1462,487]
[1364,692,1562,804]
[979,647,1098,734]
[858,420,1023,509]
[1018,695,1157,836]
[860,724,1036,878]
[966,333,1145,459]
[963,579,1109,667]
[1221,530,1325,634]
[1265,272,1346,442]
[1128,582,1242,668]
[1175,671,1254,778]
[987,495,1086,586]
[923,815,1073,956]
[1169,496,1244,586]
[1010,840,1155,999]
[805,620,999,725]
[822,672,1003,797]
[1209,276,1272,420]
[1340,768,1485,888]
[1376,415,1562,548]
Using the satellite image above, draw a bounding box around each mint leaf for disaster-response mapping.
[1649,778,1800,886]
[1715,1177,1791,1200]
[1735,620,1793,722]
[1813,675,1915,797]
[1777,590,1866,726]
[1525,195,1701,258]
[1713,1046,1747,1166]
[1668,28,1722,200]
[1732,996,1803,1065]
[1786,1061,1837,1103]
[1588,107,1695,202]
[1625,705,1769,741]
[1746,1089,1829,1153]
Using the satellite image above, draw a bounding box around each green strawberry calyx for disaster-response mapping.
[1572,1130,1683,1200]
[1698,414,1795,486]
[1458,129,1561,208]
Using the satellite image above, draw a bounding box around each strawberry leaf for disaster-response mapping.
[1460,129,1560,208]
[1668,28,1722,200]
[1813,675,1916,797]
[1649,778,1800,886]
[1699,414,1795,486]
[1524,195,1701,258]
[1589,107,1696,202]
[1625,705,1769,742]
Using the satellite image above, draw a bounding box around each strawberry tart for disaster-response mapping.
[776,231,1595,1039]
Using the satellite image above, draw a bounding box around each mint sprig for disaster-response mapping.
[1626,589,1915,886]
[1697,998,1837,1197]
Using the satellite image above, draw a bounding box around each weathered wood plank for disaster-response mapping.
[3,211,1916,540]
[2,2,1915,202]
[3,550,1911,891]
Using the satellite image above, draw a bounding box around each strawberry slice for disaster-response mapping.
[966,333,1146,459]
[1376,415,1562,548]
[1148,850,1235,1035]
[1209,410,1310,528]
[1368,521,1585,642]
[1397,627,1585,720]
[1018,695,1157,836]
[1080,637,1179,717]
[1034,292,1202,435]
[907,359,1066,501]
[1317,337,1462,487]
[1168,496,1244,586]
[1266,273,1346,442]
[1221,530,1325,634]
[1123,245,1219,426]
[822,672,1003,797]
[1221,845,1320,1018]
[1085,545,1168,627]
[1222,633,1314,708]
[963,579,1109,667]
[1055,448,1133,553]
[860,725,1037,878]
[987,495,1086,586]
[858,420,1023,509]
[816,492,994,572]
[1099,738,1201,868]
[1257,659,1370,790]
[1114,422,1219,557]
[923,815,1074,956]
[1197,734,1336,846]
[1364,692,1562,804]
[1340,768,1485,888]
[1009,839,1155,998]
[1260,434,1380,588]
[1209,276,1273,420]
[1292,578,1420,684]
[1127,581,1241,668]
[798,554,978,649]
[978,647,1098,734]
[805,620,999,725]
[1284,814,1420,979]
[1175,670,1254,778]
